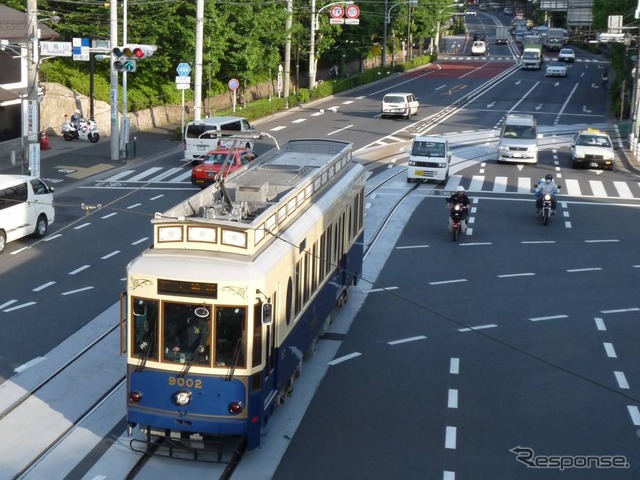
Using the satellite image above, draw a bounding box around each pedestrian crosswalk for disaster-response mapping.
[443,174,640,200]
[90,165,640,201]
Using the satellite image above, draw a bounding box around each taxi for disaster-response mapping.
[570,129,616,170]
[191,147,258,188]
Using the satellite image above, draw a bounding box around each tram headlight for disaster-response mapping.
[174,390,192,406]
[228,401,244,415]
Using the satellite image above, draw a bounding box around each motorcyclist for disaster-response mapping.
[601,69,608,88]
[447,185,470,231]
[535,174,559,214]
[70,109,82,131]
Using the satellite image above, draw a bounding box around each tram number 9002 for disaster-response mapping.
[168,377,202,389]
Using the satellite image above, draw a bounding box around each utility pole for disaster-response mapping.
[309,0,316,89]
[283,0,293,106]
[25,0,40,177]
[110,0,119,161]
[194,0,204,120]
[382,0,388,67]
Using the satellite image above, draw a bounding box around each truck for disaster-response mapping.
[495,26,509,45]
[521,36,543,70]
[544,28,565,51]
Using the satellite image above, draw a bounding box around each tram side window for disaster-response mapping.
[163,303,211,365]
[132,298,159,360]
[215,306,246,367]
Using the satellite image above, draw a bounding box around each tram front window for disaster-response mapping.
[132,298,158,360]
[163,303,211,365]
[215,306,246,367]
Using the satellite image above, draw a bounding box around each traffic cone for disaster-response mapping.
[40,130,51,150]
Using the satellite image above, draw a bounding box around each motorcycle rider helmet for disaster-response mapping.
[74,109,80,114]
[545,174,553,183]
[456,186,465,192]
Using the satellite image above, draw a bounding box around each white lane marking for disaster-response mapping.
[613,181,633,198]
[460,242,491,246]
[388,335,427,345]
[521,240,556,244]
[101,212,117,219]
[126,167,164,182]
[104,170,135,181]
[74,223,91,230]
[3,302,36,312]
[127,203,142,209]
[132,237,149,245]
[101,250,121,260]
[429,279,467,285]
[615,371,630,389]
[565,221,572,229]
[603,342,617,358]
[448,389,458,409]
[493,176,508,192]
[517,177,531,193]
[43,234,63,242]
[0,299,18,310]
[342,100,354,105]
[150,194,164,200]
[310,111,323,116]
[169,170,193,182]
[443,472,455,480]
[450,357,460,374]
[327,124,353,136]
[468,175,484,192]
[364,286,398,293]
[445,426,457,449]
[589,180,607,197]
[33,281,56,292]
[69,265,91,275]
[628,406,640,426]
[601,308,640,314]
[458,324,497,332]
[564,178,581,196]
[328,352,362,366]
[566,267,602,272]
[585,239,619,243]
[396,245,429,249]
[11,246,30,254]
[497,272,535,278]
[529,315,568,322]
[292,118,306,124]
[61,286,95,296]
[594,318,606,331]
[270,126,286,131]
[147,167,183,182]
[13,356,47,373]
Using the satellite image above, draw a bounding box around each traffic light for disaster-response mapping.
[112,44,157,71]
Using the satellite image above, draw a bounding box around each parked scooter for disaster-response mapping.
[449,203,468,241]
[62,116,100,143]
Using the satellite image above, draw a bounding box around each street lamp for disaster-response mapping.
[383,0,418,69]
[309,0,354,90]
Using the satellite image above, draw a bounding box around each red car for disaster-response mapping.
[190,148,258,188]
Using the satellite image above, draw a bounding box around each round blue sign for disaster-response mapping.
[228,78,240,90]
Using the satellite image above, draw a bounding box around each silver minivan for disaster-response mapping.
[0,175,55,254]
[497,114,540,164]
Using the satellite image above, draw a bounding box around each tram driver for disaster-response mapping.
[165,309,210,364]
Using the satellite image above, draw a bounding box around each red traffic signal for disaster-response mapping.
[112,44,157,60]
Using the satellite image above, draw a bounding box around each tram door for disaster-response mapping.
[265,291,276,379]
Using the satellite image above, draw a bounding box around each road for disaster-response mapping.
[0,24,639,479]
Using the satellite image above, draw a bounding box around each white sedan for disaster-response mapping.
[471,41,487,56]
[558,48,576,62]
[545,61,568,77]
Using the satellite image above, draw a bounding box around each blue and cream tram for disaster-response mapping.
[122,139,366,450]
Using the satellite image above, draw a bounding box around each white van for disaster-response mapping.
[407,136,451,183]
[497,114,540,164]
[0,175,55,254]
[183,116,254,162]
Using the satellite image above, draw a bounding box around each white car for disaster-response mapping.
[381,92,419,119]
[471,41,487,56]
[570,128,616,170]
[545,61,568,77]
[558,48,575,62]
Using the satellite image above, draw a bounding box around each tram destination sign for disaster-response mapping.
[158,279,218,298]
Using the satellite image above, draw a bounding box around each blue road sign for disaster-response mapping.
[176,63,191,76]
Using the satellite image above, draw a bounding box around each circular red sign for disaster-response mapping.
[330,5,344,18]
[228,78,239,90]
[345,5,360,19]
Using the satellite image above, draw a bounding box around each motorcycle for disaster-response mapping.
[62,118,100,143]
[535,185,561,226]
[449,203,468,241]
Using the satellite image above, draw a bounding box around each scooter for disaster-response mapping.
[62,118,100,143]
[449,203,468,241]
